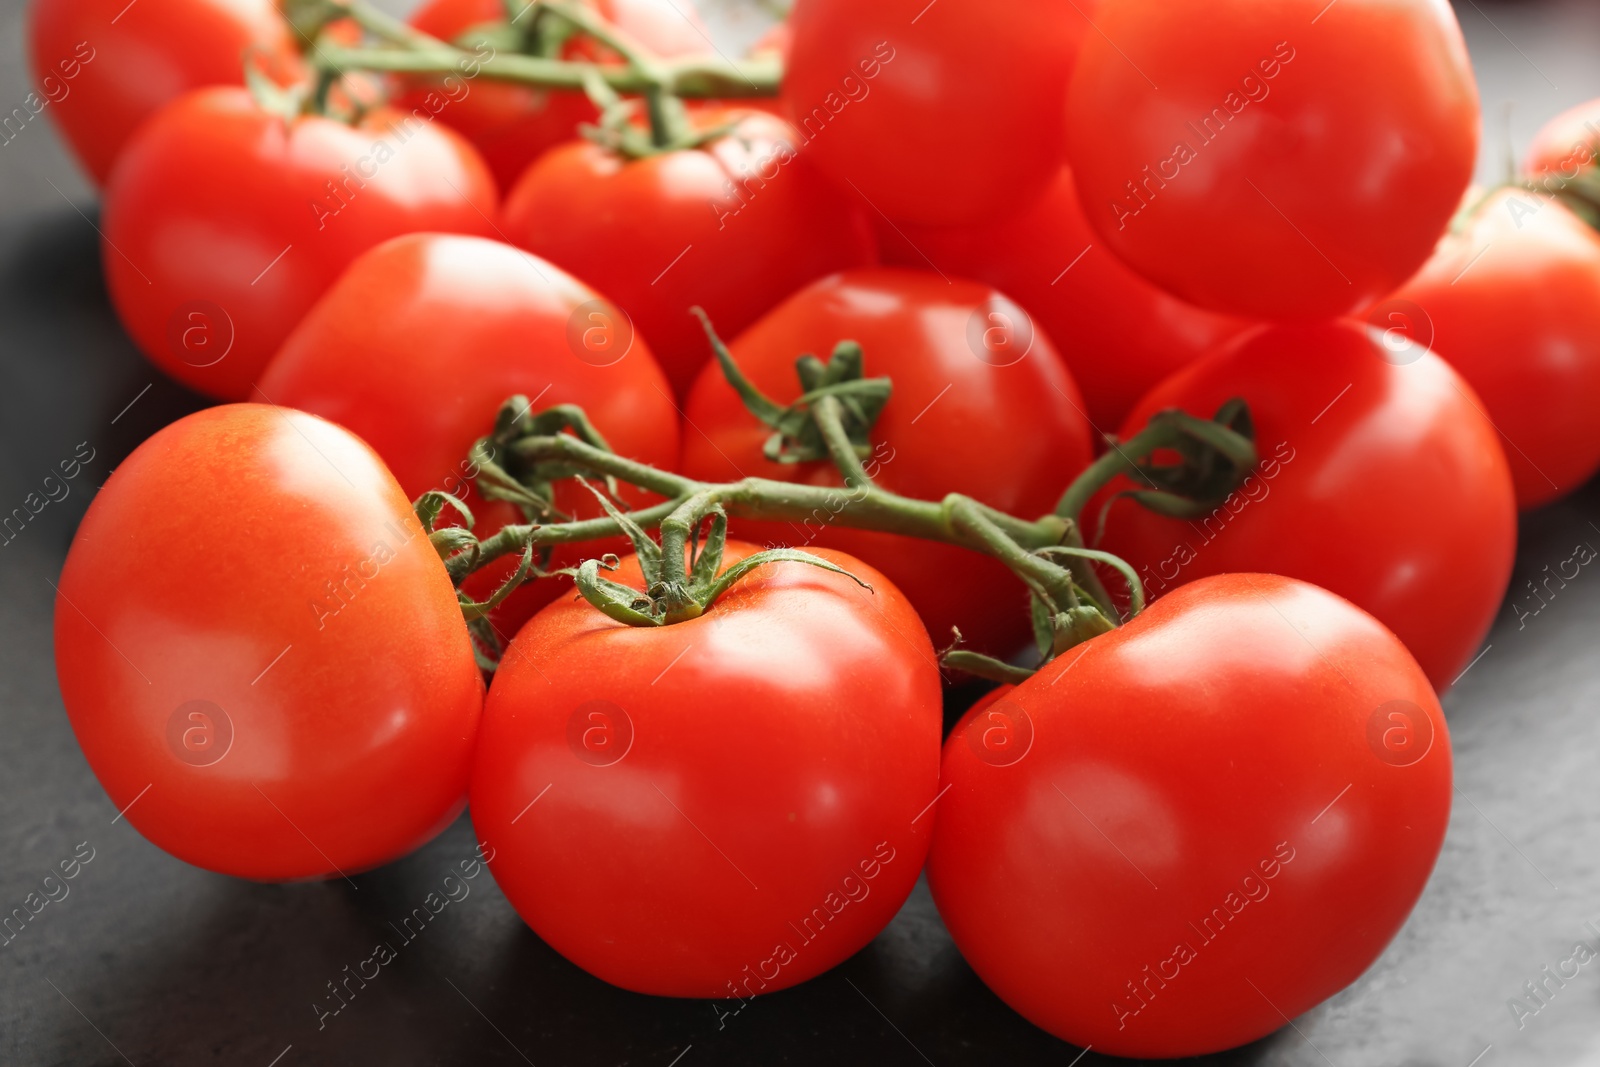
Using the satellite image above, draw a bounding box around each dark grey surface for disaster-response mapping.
[5,2,1600,1064]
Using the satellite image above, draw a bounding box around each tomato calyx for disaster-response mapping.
[1054,398,1257,542]
[1516,161,1600,233]
[468,398,621,527]
[572,483,873,626]
[693,307,892,466]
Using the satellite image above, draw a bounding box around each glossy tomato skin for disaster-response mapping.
[54,405,484,881]
[1389,190,1600,509]
[27,0,301,185]
[471,542,942,997]
[1522,97,1600,179]
[1065,0,1478,320]
[680,267,1095,657]
[1095,321,1515,691]
[399,0,709,193]
[783,0,1093,227]
[888,167,1251,431]
[930,574,1451,1057]
[259,233,682,634]
[500,109,875,397]
[102,86,496,400]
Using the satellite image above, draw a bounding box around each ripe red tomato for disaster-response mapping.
[1388,189,1600,509]
[101,86,496,400]
[783,0,1094,226]
[500,108,875,397]
[259,232,682,634]
[679,267,1095,657]
[54,404,484,881]
[1065,0,1478,320]
[27,0,302,185]
[399,0,709,193]
[1523,97,1600,180]
[885,167,1251,431]
[1093,321,1516,691]
[471,541,942,996]
[930,573,1451,1057]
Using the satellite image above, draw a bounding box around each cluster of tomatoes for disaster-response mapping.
[34,0,1600,1057]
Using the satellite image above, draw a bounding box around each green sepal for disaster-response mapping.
[458,532,539,622]
[575,479,662,584]
[428,527,481,566]
[1029,594,1056,663]
[1132,399,1255,507]
[696,548,871,609]
[941,650,1036,686]
[414,490,475,533]
[575,557,664,626]
[1036,544,1146,618]
[687,506,729,588]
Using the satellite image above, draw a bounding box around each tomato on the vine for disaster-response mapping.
[679,267,1094,657]
[27,0,303,184]
[102,86,496,400]
[1388,188,1600,509]
[930,573,1451,1057]
[783,0,1094,226]
[1093,320,1516,690]
[54,404,484,880]
[399,0,709,193]
[1064,0,1478,320]
[259,232,682,634]
[500,108,875,397]
[886,167,1251,431]
[1523,97,1600,180]
[471,541,941,996]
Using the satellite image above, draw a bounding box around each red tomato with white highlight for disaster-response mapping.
[1065,0,1478,320]
[1388,189,1600,509]
[471,542,941,996]
[1094,320,1515,690]
[102,86,496,400]
[931,573,1451,1058]
[501,109,875,396]
[54,404,484,881]
[259,233,682,635]
[784,0,1095,226]
[27,0,302,184]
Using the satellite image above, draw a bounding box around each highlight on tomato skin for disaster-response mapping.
[1091,318,1516,692]
[53,404,485,882]
[928,573,1452,1059]
[469,541,943,998]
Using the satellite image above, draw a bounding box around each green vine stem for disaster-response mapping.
[289,0,781,107]
[426,320,1256,676]
[438,400,1253,677]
